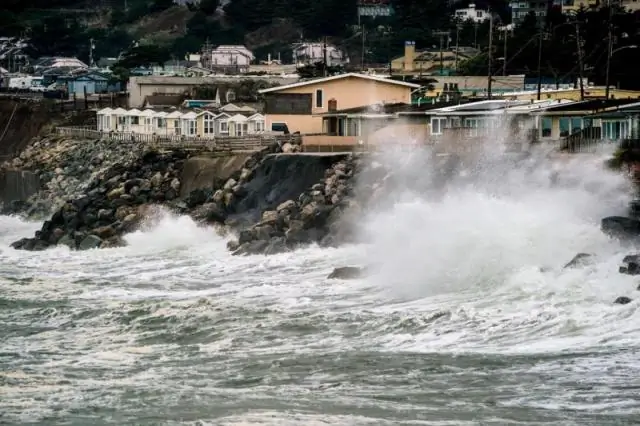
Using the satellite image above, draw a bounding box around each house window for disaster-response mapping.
[219,121,229,134]
[131,116,139,125]
[156,118,165,128]
[188,120,196,136]
[347,118,359,136]
[431,118,445,135]
[559,117,570,137]
[570,118,582,134]
[254,120,265,133]
[204,115,215,135]
[271,122,289,133]
[541,117,552,138]
[236,122,249,136]
[315,89,324,108]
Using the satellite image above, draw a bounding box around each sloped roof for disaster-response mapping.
[258,72,421,94]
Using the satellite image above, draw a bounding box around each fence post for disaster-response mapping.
[84,86,88,110]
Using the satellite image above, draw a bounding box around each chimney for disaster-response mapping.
[404,41,415,71]
[328,98,337,112]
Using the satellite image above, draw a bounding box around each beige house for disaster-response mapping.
[258,73,421,134]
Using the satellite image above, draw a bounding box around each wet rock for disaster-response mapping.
[614,296,632,305]
[58,234,76,249]
[601,216,640,239]
[232,239,269,256]
[78,234,102,250]
[327,266,366,280]
[619,254,640,275]
[564,253,594,269]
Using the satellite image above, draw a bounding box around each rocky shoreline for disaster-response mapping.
[4,134,381,254]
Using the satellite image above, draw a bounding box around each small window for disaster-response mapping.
[315,89,323,108]
[271,122,289,134]
[219,121,229,133]
[541,117,552,138]
[431,118,444,135]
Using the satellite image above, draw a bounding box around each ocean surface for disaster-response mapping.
[2,148,640,425]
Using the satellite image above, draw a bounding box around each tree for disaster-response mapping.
[199,0,220,15]
[114,44,171,69]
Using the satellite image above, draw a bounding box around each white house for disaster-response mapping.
[95,107,266,138]
[201,45,254,69]
[180,111,198,137]
[97,107,113,132]
[453,3,490,23]
[292,42,349,67]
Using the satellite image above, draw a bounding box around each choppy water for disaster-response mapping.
[2,148,640,425]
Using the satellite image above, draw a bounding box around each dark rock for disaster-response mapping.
[619,254,640,275]
[232,239,269,256]
[601,216,640,239]
[564,253,594,269]
[614,296,632,305]
[58,234,76,249]
[238,229,255,245]
[327,266,366,280]
[191,202,227,224]
[264,237,288,255]
[91,225,116,239]
[78,235,102,250]
[72,195,91,211]
[186,188,208,208]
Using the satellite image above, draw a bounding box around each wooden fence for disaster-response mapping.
[55,126,302,152]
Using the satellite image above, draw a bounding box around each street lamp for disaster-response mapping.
[605,45,638,99]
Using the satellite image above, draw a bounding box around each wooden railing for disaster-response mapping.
[561,127,602,153]
[55,127,302,152]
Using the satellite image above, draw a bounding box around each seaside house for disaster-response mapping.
[125,109,142,133]
[180,111,198,137]
[588,101,640,141]
[139,109,156,134]
[258,73,421,135]
[534,99,640,141]
[247,113,266,133]
[304,101,466,149]
[166,110,184,135]
[198,110,218,137]
[97,107,114,132]
[111,108,129,132]
[153,111,169,135]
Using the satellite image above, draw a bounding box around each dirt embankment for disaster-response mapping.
[0,101,54,161]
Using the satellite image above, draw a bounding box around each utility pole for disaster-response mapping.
[575,22,585,101]
[487,10,494,99]
[360,28,366,71]
[323,36,328,77]
[501,26,510,76]
[605,0,614,99]
[433,30,449,76]
[454,24,460,73]
[536,27,544,100]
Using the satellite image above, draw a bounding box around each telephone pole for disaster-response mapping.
[433,30,449,76]
[487,10,494,99]
[604,0,614,99]
[575,22,585,101]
